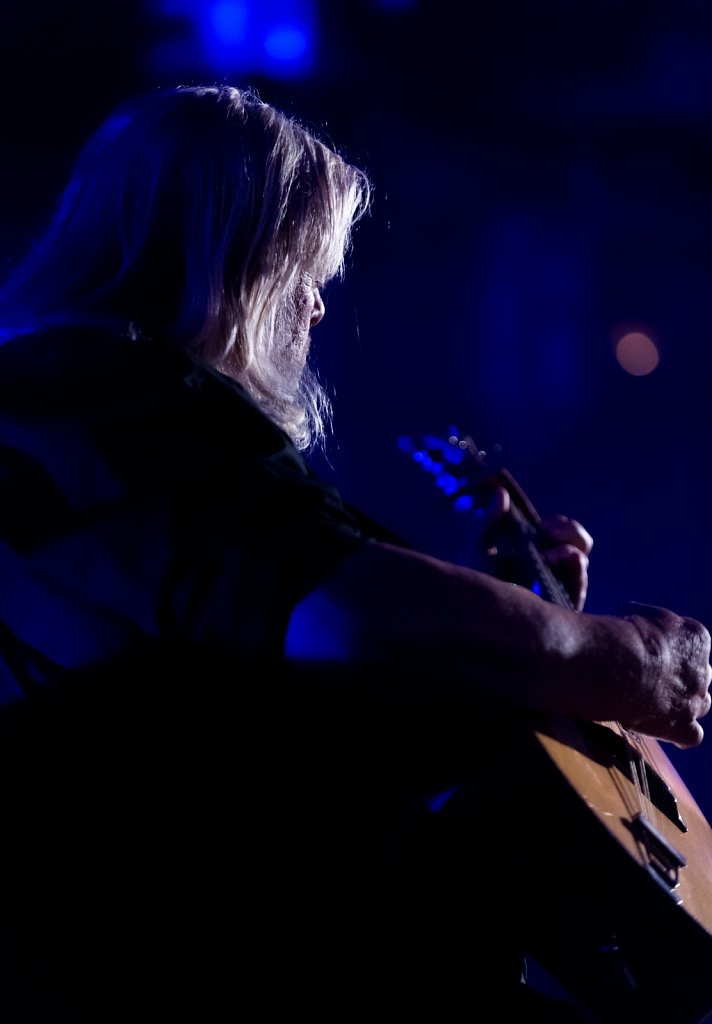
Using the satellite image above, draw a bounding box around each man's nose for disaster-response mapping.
[310,289,325,326]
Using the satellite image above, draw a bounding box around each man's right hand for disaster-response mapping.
[622,603,712,748]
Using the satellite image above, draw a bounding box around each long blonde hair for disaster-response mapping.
[0,85,372,450]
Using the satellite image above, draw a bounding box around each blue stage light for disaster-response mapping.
[154,0,316,78]
[210,1,248,46]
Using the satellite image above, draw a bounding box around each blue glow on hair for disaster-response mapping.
[93,112,134,145]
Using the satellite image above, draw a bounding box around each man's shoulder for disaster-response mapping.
[0,322,278,437]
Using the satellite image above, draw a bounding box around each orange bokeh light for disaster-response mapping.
[615,331,660,376]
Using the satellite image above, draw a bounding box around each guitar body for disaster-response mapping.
[399,430,712,1022]
[509,715,712,1023]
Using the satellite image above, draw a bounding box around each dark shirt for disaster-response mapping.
[0,324,368,703]
[0,324,375,1021]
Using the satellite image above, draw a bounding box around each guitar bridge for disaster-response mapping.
[629,811,687,896]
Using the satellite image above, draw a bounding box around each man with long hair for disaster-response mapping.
[0,84,709,1022]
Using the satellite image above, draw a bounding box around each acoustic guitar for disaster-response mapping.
[398,429,712,1024]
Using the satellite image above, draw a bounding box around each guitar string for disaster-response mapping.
[520,517,652,829]
[609,722,652,824]
[462,441,655,839]
[431,435,654,837]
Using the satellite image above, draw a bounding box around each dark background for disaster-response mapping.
[1,0,711,817]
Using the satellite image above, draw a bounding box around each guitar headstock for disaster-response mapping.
[396,426,575,606]
[396,427,540,526]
